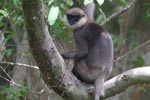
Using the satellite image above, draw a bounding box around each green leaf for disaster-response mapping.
[0,16,3,21]
[4,34,12,43]
[96,0,104,6]
[48,0,54,5]
[131,56,145,67]
[120,0,126,5]
[84,0,93,5]
[114,0,127,6]
[0,86,27,99]
[96,15,103,23]
[0,87,16,95]
[66,0,73,6]
[4,48,15,58]
[0,10,8,17]
[48,6,59,25]
[13,0,19,7]
[145,8,150,18]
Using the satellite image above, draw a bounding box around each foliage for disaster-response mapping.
[0,86,27,100]
[96,0,104,6]
[112,34,120,52]
[0,9,8,17]
[0,9,8,28]
[0,0,150,99]
[45,0,73,26]
[43,0,75,47]
[44,0,124,48]
[48,6,59,25]
[0,0,24,59]
[131,56,145,67]
[143,3,150,22]
[84,0,93,5]
[84,0,104,6]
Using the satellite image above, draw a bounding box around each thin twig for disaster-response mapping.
[0,66,13,80]
[1,39,150,69]
[0,74,45,94]
[101,0,137,25]
[0,44,28,47]
[0,61,39,69]
[0,66,62,95]
[99,8,107,21]
[114,39,150,62]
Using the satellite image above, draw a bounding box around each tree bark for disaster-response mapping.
[22,0,91,100]
[21,0,150,100]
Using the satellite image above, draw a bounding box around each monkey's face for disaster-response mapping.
[64,8,88,30]
[66,14,84,25]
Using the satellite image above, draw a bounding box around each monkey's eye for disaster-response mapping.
[74,15,81,21]
[66,14,82,25]
[66,14,73,20]
[81,15,85,17]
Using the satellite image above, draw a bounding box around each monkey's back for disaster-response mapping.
[73,23,113,83]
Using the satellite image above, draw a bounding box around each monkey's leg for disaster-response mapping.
[94,77,104,100]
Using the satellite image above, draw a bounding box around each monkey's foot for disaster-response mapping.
[85,86,95,95]
[101,88,105,97]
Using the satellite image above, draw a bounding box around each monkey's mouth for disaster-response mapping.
[66,14,84,25]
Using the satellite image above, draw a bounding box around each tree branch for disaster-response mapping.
[101,0,137,25]
[102,66,150,99]
[21,0,150,100]
[22,1,89,100]
[1,38,150,69]
[0,74,45,94]
[1,60,150,99]
[114,39,150,62]
[0,61,39,69]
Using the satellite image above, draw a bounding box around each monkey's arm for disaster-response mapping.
[61,50,78,59]
[61,48,88,59]
[61,38,88,59]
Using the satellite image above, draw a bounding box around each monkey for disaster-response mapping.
[61,8,113,100]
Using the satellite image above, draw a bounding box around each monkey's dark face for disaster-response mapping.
[64,8,88,30]
[66,14,84,25]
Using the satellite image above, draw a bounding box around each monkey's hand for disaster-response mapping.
[61,53,75,59]
[61,49,88,59]
[85,86,95,95]
[61,54,69,59]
